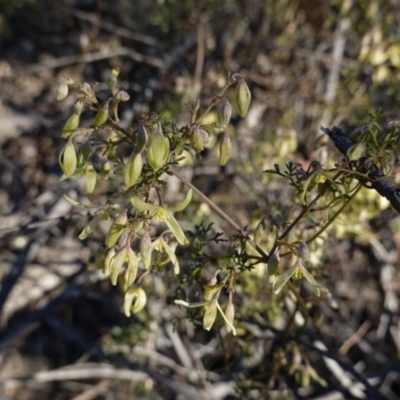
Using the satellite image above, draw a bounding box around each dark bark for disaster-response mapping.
[321,126,400,213]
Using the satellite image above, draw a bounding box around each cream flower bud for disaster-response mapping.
[217,98,232,125]
[234,78,251,118]
[93,101,109,127]
[124,152,142,188]
[136,121,148,154]
[147,128,169,170]
[74,100,84,116]
[190,124,206,152]
[56,82,68,101]
[218,132,232,166]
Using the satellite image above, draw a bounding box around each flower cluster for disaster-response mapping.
[57,68,252,324]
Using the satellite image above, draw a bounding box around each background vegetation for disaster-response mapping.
[0,0,399,399]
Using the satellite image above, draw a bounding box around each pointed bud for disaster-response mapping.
[93,102,109,127]
[234,78,251,117]
[62,113,80,138]
[56,82,68,101]
[101,160,111,180]
[85,163,98,194]
[124,152,142,188]
[147,129,169,170]
[203,299,218,331]
[218,132,232,166]
[136,121,148,153]
[217,98,232,125]
[190,124,209,152]
[59,141,77,177]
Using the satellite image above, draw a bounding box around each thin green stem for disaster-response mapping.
[279,195,321,241]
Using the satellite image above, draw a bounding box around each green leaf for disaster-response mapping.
[131,196,157,212]
[168,189,193,212]
[273,265,298,294]
[78,213,103,240]
[347,142,367,161]
[63,194,100,209]
[300,264,328,296]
